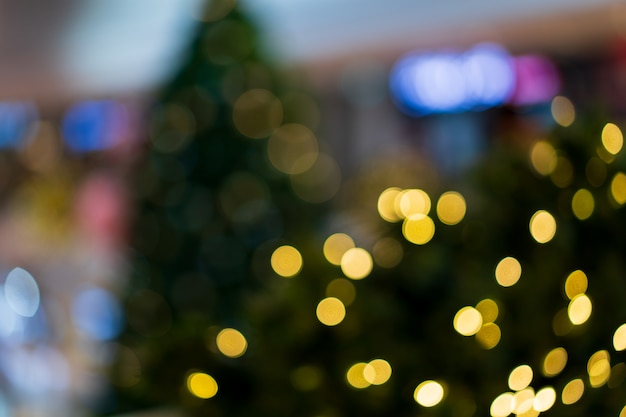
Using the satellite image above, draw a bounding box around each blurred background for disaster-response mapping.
[0,0,625,416]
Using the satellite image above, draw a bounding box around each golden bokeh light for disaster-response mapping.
[397,189,431,218]
[613,324,626,351]
[436,191,467,225]
[561,378,584,405]
[267,124,318,174]
[346,363,370,389]
[512,388,535,414]
[216,328,247,358]
[378,187,403,222]
[533,386,556,412]
[475,323,501,350]
[363,359,392,385]
[402,214,435,245]
[340,248,373,280]
[323,233,355,266]
[454,306,483,336]
[588,350,611,388]
[530,141,557,176]
[571,189,594,220]
[508,364,533,391]
[610,172,626,205]
[495,256,522,287]
[543,347,568,377]
[564,270,588,300]
[551,96,575,127]
[316,297,346,326]
[270,245,303,278]
[490,392,514,417]
[326,278,356,306]
[551,156,574,188]
[232,89,282,139]
[414,380,445,407]
[476,299,499,323]
[621,405,626,417]
[602,122,623,155]
[187,372,218,399]
[568,294,592,325]
[372,237,403,268]
[529,210,556,243]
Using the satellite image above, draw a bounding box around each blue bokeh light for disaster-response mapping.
[71,286,123,341]
[0,102,37,148]
[62,101,125,153]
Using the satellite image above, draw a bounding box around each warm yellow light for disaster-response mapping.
[568,294,592,325]
[340,248,373,280]
[216,328,247,358]
[325,278,356,306]
[551,96,575,127]
[543,347,568,377]
[490,392,514,417]
[602,122,623,155]
[564,270,588,300]
[533,386,556,412]
[232,89,282,139]
[372,237,403,268]
[529,210,556,243]
[476,299,499,323]
[475,323,501,350]
[512,388,535,414]
[323,233,355,266]
[509,364,533,391]
[363,359,392,385]
[378,187,403,222]
[561,378,584,405]
[495,256,522,287]
[187,372,218,399]
[267,124,318,174]
[397,189,431,218]
[346,363,370,389]
[436,191,467,225]
[402,214,435,245]
[621,405,626,417]
[588,350,611,388]
[613,324,626,351]
[271,245,303,278]
[530,141,557,176]
[454,306,483,336]
[610,172,626,205]
[316,297,346,326]
[414,380,444,407]
[571,189,594,220]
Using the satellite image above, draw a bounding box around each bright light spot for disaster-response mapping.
[613,324,626,351]
[533,387,556,412]
[72,286,123,341]
[340,248,373,280]
[372,237,403,268]
[216,328,247,358]
[475,323,501,349]
[568,294,592,325]
[271,245,303,278]
[4,267,40,318]
[529,210,556,243]
[602,122,623,155]
[326,278,356,306]
[397,189,431,218]
[476,299,499,323]
[316,297,346,326]
[436,191,466,225]
[588,350,611,388]
[530,141,557,176]
[63,101,127,153]
[232,89,282,139]
[490,392,514,417]
[543,347,568,377]
[378,187,403,222]
[187,372,218,399]
[509,364,533,391]
[610,172,626,205]
[346,363,370,388]
[268,124,318,174]
[495,256,522,287]
[551,96,575,127]
[561,378,584,405]
[621,405,626,417]
[363,359,392,385]
[564,270,588,300]
[402,214,435,245]
[454,306,483,336]
[513,388,535,414]
[414,380,445,407]
[571,189,594,220]
[551,156,574,188]
[509,55,560,106]
[323,233,355,266]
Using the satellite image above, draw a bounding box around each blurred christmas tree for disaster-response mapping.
[110,1,626,416]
